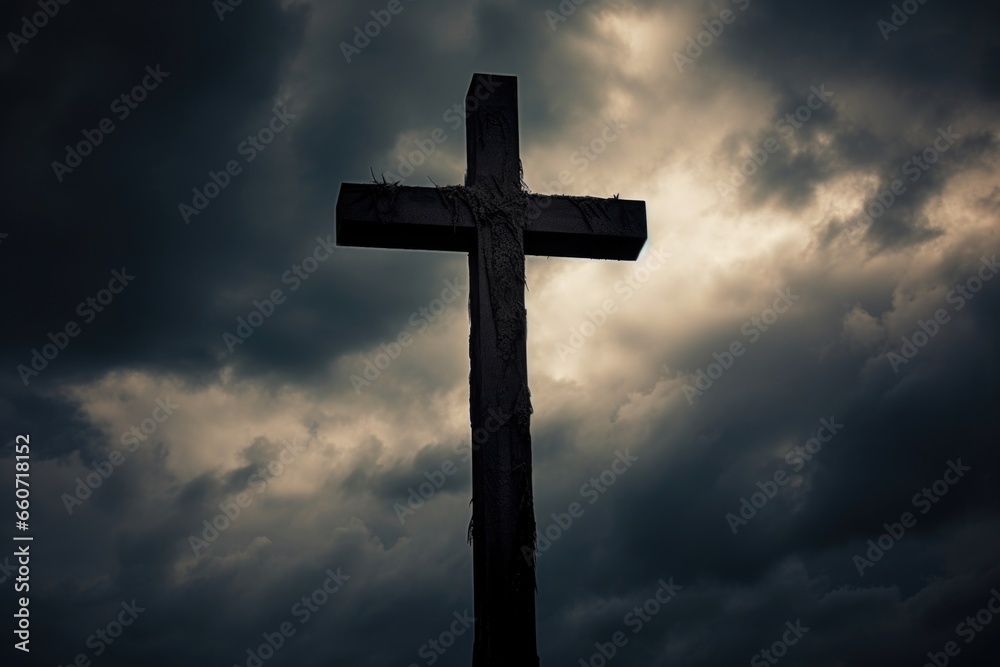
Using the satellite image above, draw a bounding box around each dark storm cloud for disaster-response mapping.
[689,0,1000,248]
[0,0,482,458]
[2,0,1000,666]
[523,244,1000,665]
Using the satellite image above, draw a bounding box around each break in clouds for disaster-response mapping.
[1,0,998,665]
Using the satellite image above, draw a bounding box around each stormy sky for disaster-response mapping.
[2,0,999,665]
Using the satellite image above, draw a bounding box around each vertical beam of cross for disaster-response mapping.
[463,73,539,666]
[335,72,647,666]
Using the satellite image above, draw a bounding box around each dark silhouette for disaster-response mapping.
[336,72,647,665]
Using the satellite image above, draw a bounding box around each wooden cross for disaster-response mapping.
[336,72,647,665]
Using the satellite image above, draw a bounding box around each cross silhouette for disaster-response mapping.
[336,72,647,665]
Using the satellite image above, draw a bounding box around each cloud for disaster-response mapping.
[2,0,999,664]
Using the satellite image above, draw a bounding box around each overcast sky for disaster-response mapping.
[2,0,1000,665]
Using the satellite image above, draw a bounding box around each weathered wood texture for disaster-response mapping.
[335,72,648,666]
